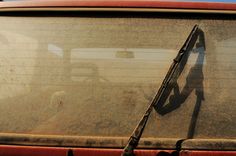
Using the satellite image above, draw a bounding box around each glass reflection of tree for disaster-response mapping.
[154,29,205,138]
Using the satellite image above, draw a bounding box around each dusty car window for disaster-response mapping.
[0,16,235,139]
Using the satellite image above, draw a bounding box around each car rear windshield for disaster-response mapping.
[0,14,235,140]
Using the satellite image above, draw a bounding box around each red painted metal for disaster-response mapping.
[180,150,236,156]
[0,145,173,156]
[1,145,236,156]
[0,145,67,156]
[0,0,236,11]
[73,148,166,156]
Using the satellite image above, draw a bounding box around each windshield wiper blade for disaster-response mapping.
[121,25,200,156]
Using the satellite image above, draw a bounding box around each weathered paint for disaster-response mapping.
[0,145,236,156]
[0,145,173,156]
[180,150,236,156]
[1,0,236,11]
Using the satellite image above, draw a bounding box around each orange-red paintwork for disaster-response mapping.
[0,145,236,156]
[181,151,236,156]
[0,145,172,156]
[0,0,236,11]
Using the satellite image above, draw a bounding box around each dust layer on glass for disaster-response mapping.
[0,17,235,139]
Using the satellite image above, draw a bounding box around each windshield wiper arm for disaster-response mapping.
[121,25,200,156]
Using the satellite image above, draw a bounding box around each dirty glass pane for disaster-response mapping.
[0,16,235,139]
[143,20,236,139]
